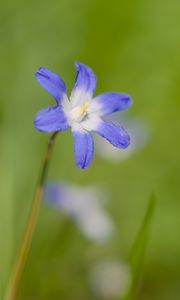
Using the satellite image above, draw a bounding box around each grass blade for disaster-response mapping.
[123,193,156,300]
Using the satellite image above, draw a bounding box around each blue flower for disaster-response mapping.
[44,183,115,243]
[34,62,132,169]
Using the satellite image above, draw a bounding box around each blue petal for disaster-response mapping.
[70,62,96,106]
[94,120,130,148]
[89,92,132,116]
[72,129,94,169]
[34,106,69,133]
[35,67,66,104]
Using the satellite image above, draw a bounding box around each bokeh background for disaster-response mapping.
[0,0,180,299]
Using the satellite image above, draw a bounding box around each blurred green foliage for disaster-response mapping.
[0,0,180,299]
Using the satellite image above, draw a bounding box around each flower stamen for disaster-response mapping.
[70,103,89,122]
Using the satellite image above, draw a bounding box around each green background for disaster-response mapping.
[0,0,180,299]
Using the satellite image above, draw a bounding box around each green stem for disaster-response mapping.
[5,131,58,300]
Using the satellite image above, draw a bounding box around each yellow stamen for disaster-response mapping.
[70,103,89,122]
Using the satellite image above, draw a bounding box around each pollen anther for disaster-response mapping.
[70,103,89,122]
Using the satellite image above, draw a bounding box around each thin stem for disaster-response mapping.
[5,131,58,300]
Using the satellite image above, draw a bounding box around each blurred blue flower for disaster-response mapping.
[34,62,132,169]
[44,183,115,243]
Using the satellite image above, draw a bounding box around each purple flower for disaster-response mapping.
[34,62,132,169]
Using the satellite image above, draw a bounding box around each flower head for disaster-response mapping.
[34,62,132,169]
[44,183,115,243]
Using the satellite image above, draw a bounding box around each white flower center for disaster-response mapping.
[69,103,89,122]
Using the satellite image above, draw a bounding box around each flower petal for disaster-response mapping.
[35,67,66,104]
[72,128,94,169]
[70,62,96,107]
[34,106,69,133]
[95,121,130,148]
[89,92,132,116]
[82,118,130,148]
